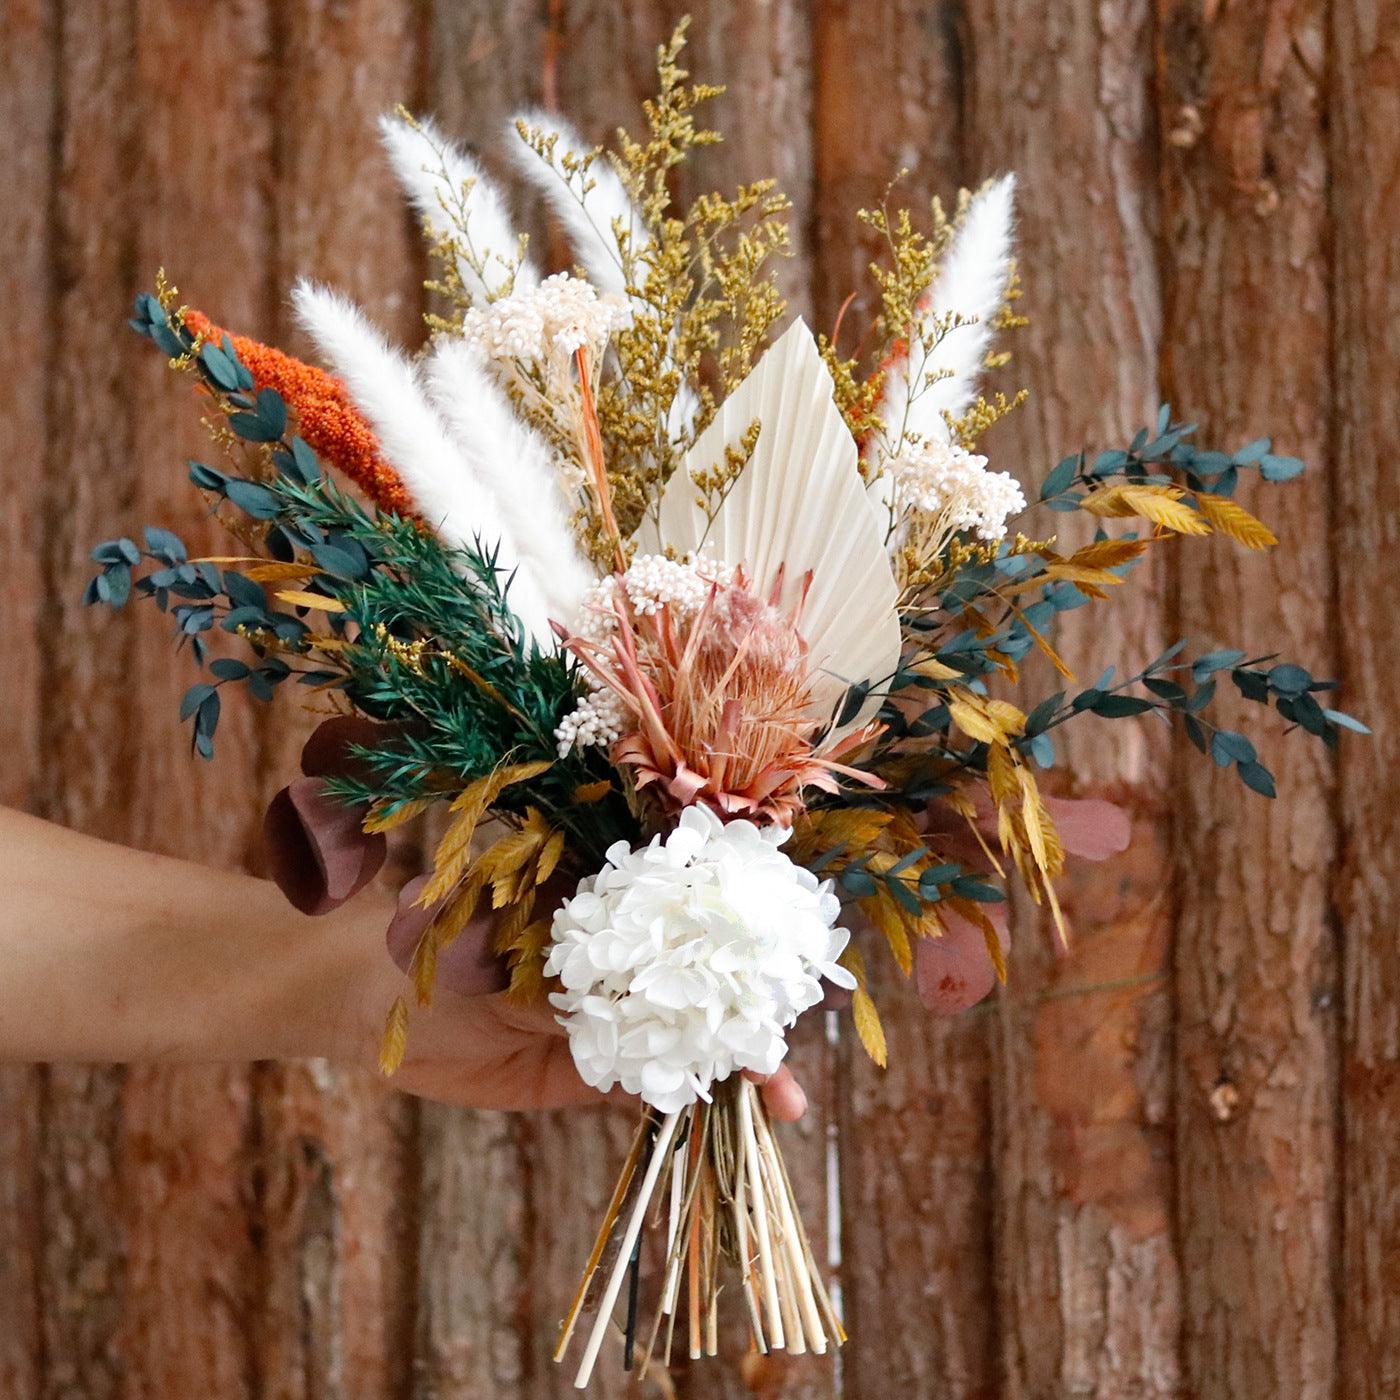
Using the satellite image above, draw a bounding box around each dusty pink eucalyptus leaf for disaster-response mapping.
[914,905,1010,1016]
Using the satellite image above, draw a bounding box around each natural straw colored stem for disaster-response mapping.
[768,1180,805,1355]
[688,1189,703,1359]
[639,1106,711,1382]
[662,1136,686,1315]
[554,1111,652,1363]
[769,1113,847,1345]
[755,1103,826,1352]
[731,1130,767,1352]
[573,1111,681,1390]
[739,1079,785,1349]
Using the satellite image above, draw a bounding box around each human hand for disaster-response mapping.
[334,875,808,1118]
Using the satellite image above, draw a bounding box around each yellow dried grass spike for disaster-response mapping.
[378,995,409,1076]
[276,589,347,611]
[1195,492,1278,549]
[840,946,888,1069]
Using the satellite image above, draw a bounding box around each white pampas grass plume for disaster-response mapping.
[290,280,554,643]
[506,109,646,299]
[378,112,537,304]
[881,174,1017,451]
[424,337,593,622]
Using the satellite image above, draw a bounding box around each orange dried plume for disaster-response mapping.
[182,308,418,520]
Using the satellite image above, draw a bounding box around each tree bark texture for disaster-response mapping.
[0,2,1386,1397]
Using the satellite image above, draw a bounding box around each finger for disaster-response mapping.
[491,993,568,1038]
[393,1040,609,1112]
[743,1065,807,1122]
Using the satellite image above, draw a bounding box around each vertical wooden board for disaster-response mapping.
[677,0,815,315]
[0,2,55,1392]
[253,4,422,1396]
[811,5,999,1398]
[418,6,552,1395]
[962,4,1181,1397]
[1156,3,1337,1397]
[0,0,51,815]
[0,1070,41,1400]
[1329,5,1400,1396]
[415,1105,529,1396]
[36,3,142,1395]
[102,2,281,1395]
[812,0,964,333]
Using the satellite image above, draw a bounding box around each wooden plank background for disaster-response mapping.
[0,1,1393,1396]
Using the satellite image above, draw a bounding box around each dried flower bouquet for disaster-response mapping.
[86,22,1363,1387]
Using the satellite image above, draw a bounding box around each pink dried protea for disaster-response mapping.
[557,557,879,824]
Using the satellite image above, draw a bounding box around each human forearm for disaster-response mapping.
[0,808,396,1063]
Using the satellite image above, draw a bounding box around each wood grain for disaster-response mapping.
[110,2,279,1394]
[36,3,149,1395]
[251,4,421,1396]
[1157,3,1338,1396]
[1330,4,1400,1397]
[0,1,55,1389]
[0,5,1378,1397]
[964,4,1182,1396]
[417,5,549,1394]
[812,6,1000,1398]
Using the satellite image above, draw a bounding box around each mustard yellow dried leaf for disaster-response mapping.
[572,779,613,803]
[411,926,439,1007]
[362,795,435,835]
[492,888,538,956]
[505,919,553,1004]
[378,995,409,1076]
[276,589,346,612]
[948,696,1003,746]
[1065,537,1149,570]
[434,874,485,950]
[1195,492,1278,549]
[853,987,888,1068]
[244,561,322,583]
[839,945,887,1067]
[536,828,566,886]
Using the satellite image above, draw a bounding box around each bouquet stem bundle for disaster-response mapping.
[556,1079,843,1387]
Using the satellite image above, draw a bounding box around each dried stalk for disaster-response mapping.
[558,1079,842,1385]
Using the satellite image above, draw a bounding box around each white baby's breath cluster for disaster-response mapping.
[554,554,727,754]
[891,439,1027,542]
[553,686,628,753]
[545,805,856,1113]
[461,270,627,368]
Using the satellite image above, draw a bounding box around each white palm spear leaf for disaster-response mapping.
[424,337,593,624]
[289,281,555,645]
[506,109,646,300]
[378,112,538,304]
[880,173,1017,453]
[640,320,902,734]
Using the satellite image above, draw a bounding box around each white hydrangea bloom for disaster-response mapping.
[545,805,856,1113]
[890,439,1026,542]
[461,271,627,368]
